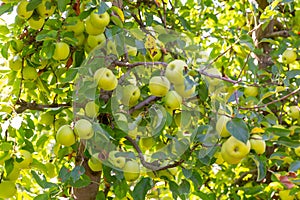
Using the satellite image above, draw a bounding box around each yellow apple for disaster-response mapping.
[5,166,20,181]
[85,101,100,118]
[282,49,297,64]
[174,77,196,98]
[94,68,118,91]
[17,0,33,19]
[15,149,33,169]
[39,112,54,126]
[88,153,102,172]
[28,16,45,30]
[0,180,17,199]
[23,66,38,80]
[216,115,231,137]
[139,137,155,150]
[250,134,266,154]
[204,68,222,86]
[74,119,94,140]
[74,33,86,46]
[45,162,57,178]
[279,190,294,200]
[164,90,182,112]
[294,146,300,156]
[52,42,70,61]
[149,76,170,97]
[87,33,106,49]
[289,106,299,119]
[85,16,105,35]
[64,17,85,35]
[221,136,250,164]
[121,85,140,107]
[56,125,76,146]
[90,11,110,28]
[9,56,22,71]
[244,86,258,97]
[165,60,186,85]
[123,160,140,182]
[36,0,56,18]
[108,151,126,169]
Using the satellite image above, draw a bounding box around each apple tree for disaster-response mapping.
[0,0,299,199]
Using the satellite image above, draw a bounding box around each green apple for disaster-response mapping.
[294,146,300,156]
[74,33,85,46]
[45,162,57,178]
[279,190,294,200]
[107,40,118,55]
[174,78,196,98]
[250,134,266,154]
[23,66,38,80]
[221,136,250,164]
[164,90,182,112]
[85,16,105,35]
[216,115,231,137]
[74,119,94,140]
[126,45,137,56]
[204,68,222,86]
[36,0,56,18]
[149,76,170,97]
[17,0,33,19]
[15,149,33,169]
[121,85,140,107]
[64,17,85,35]
[87,33,106,49]
[39,112,54,126]
[94,68,118,91]
[165,60,186,85]
[85,101,100,118]
[0,181,17,199]
[108,151,126,168]
[52,42,70,61]
[28,16,45,30]
[289,106,299,119]
[282,49,297,64]
[56,125,76,146]
[244,86,258,97]
[139,137,155,150]
[5,166,20,181]
[90,11,110,28]
[123,160,140,182]
[9,56,22,71]
[88,153,102,172]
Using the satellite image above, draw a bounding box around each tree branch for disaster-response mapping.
[264,30,290,38]
[15,99,71,113]
[113,60,168,68]
[129,95,158,114]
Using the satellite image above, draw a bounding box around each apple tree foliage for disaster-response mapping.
[0,0,300,199]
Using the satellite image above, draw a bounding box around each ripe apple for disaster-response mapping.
[90,11,110,28]
[23,66,38,80]
[36,0,56,18]
[165,60,186,85]
[126,45,137,56]
[17,1,33,19]
[108,151,126,169]
[64,17,85,35]
[216,115,231,137]
[289,106,299,119]
[9,56,22,71]
[294,146,300,156]
[15,149,33,169]
[121,85,140,107]
[149,76,170,97]
[88,153,102,172]
[85,16,105,35]
[204,68,222,86]
[282,49,297,64]
[85,101,100,118]
[244,86,258,97]
[164,90,182,112]
[0,180,17,199]
[74,119,94,140]
[174,79,196,98]
[221,136,250,164]
[279,190,294,200]
[28,16,45,30]
[94,68,118,91]
[45,162,57,178]
[139,137,155,150]
[87,33,106,49]
[250,134,266,154]
[123,160,140,182]
[39,112,54,126]
[56,125,76,146]
[52,42,70,61]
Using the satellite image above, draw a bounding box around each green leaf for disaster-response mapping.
[276,137,300,148]
[265,127,290,137]
[97,2,110,14]
[27,0,42,11]
[57,0,70,12]
[114,180,128,199]
[252,155,267,182]
[36,30,58,41]
[226,118,249,144]
[96,191,106,200]
[158,34,178,43]
[286,70,300,79]
[31,170,57,188]
[34,193,50,200]
[132,177,153,200]
[0,4,13,16]
[289,161,300,172]
[71,166,85,182]
[179,179,190,194]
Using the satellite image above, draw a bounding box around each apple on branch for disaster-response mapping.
[94,68,118,91]
[108,151,126,169]
[52,42,70,61]
[74,119,94,140]
[0,181,17,199]
[123,159,140,182]
[250,134,266,154]
[56,125,76,147]
[165,59,187,85]
[216,115,231,137]
[149,76,170,97]
[244,86,258,97]
[17,1,33,19]
[36,0,56,18]
[282,49,297,64]
[90,11,110,28]
[121,85,140,107]
[164,90,182,113]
